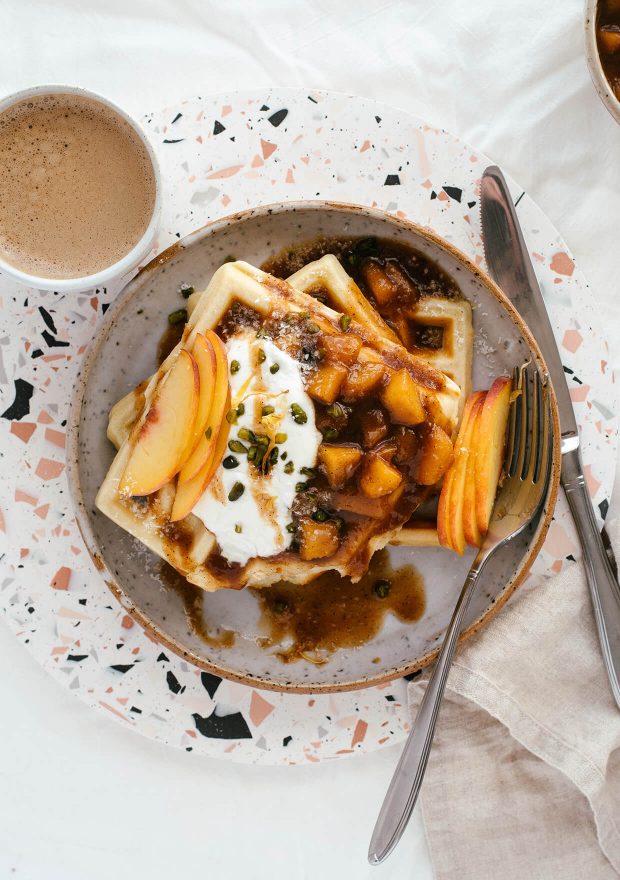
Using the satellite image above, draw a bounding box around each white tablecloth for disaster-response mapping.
[1,1,618,877]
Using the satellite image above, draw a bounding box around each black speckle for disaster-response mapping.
[563,365,574,375]
[157,652,170,662]
[102,303,110,315]
[599,498,609,520]
[2,378,34,420]
[385,694,396,701]
[38,306,57,334]
[110,663,135,673]
[572,375,583,385]
[27,606,34,614]
[200,671,222,698]
[171,112,182,124]
[375,115,382,123]
[163,138,184,144]
[130,706,142,714]
[166,670,185,694]
[384,174,400,186]
[193,710,252,739]
[67,653,89,662]
[31,348,43,359]
[443,186,462,203]
[430,190,437,200]
[307,96,318,103]
[468,200,476,208]
[566,554,576,562]
[78,598,87,606]
[260,104,269,111]
[42,329,69,348]
[268,108,288,127]
[213,120,225,135]
[283,735,292,747]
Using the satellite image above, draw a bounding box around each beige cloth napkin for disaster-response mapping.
[408,518,620,880]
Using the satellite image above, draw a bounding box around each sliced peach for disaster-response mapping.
[170,386,231,522]
[119,349,199,496]
[297,517,340,561]
[463,402,484,548]
[437,391,485,554]
[178,333,216,468]
[318,443,363,489]
[359,454,403,499]
[414,424,453,485]
[306,362,348,404]
[179,331,229,482]
[475,376,512,535]
[341,362,386,401]
[380,369,426,426]
[321,334,363,365]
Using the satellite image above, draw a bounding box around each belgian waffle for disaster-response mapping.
[99,260,461,591]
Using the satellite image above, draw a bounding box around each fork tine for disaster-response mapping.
[512,364,530,480]
[522,369,540,482]
[505,366,521,476]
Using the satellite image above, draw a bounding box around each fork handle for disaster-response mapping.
[562,447,620,709]
[368,550,488,865]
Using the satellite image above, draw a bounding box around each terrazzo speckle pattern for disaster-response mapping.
[0,89,616,764]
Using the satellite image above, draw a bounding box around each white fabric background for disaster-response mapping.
[1,1,618,877]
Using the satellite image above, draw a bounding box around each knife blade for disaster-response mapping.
[480,164,620,709]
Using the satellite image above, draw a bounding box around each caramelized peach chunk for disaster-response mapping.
[380,368,426,426]
[360,407,389,448]
[318,443,363,489]
[297,517,340,561]
[359,454,403,498]
[334,483,405,518]
[341,362,386,401]
[306,362,348,405]
[321,334,363,365]
[414,424,454,485]
[599,25,620,55]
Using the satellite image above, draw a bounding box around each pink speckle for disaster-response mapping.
[15,489,37,506]
[10,422,36,443]
[550,251,575,276]
[221,194,231,207]
[285,168,295,184]
[351,719,368,748]
[569,383,590,403]
[437,190,449,201]
[50,566,71,591]
[206,164,243,179]
[44,428,66,449]
[532,252,545,264]
[551,560,563,574]
[546,522,577,557]
[562,329,583,353]
[261,139,277,160]
[300,155,310,165]
[249,691,275,726]
[37,411,54,425]
[583,464,601,497]
[360,139,370,153]
[251,154,264,168]
[196,135,203,144]
[421,179,432,189]
[221,104,232,117]
[121,615,134,630]
[36,458,64,480]
[34,504,49,519]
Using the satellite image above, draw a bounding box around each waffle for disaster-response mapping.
[287,255,473,548]
[98,260,461,591]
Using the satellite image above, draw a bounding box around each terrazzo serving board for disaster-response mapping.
[0,88,616,764]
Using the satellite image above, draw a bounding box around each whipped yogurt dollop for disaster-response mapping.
[192,329,321,565]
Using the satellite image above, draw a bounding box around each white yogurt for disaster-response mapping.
[192,329,321,565]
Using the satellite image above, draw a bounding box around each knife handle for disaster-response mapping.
[562,447,620,709]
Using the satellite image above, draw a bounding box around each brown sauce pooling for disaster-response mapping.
[597,0,620,99]
[252,549,425,664]
[157,323,184,365]
[160,562,236,648]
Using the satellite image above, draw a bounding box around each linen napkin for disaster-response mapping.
[408,518,620,879]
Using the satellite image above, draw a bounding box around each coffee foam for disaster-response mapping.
[0,93,156,279]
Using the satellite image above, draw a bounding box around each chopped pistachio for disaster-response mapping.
[255,433,270,446]
[326,403,344,419]
[281,450,288,461]
[312,508,328,522]
[299,467,317,478]
[322,426,339,441]
[237,402,245,416]
[234,524,243,533]
[286,522,296,533]
[179,284,194,299]
[223,255,236,263]
[228,482,245,502]
[270,363,280,374]
[295,481,309,493]
[339,314,351,331]
[284,461,295,474]
[373,579,391,599]
[247,445,258,462]
[226,408,238,424]
[230,359,240,374]
[222,455,239,469]
[228,439,248,454]
[291,403,307,424]
[257,348,266,363]
[205,426,212,440]
[168,308,188,325]
[269,447,279,464]
[274,432,287,444]
[306,321,320,334]
[238,427,255,443]
[261,404,275,417]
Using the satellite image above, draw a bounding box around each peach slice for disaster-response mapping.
[178,333,216,468]
[475,376,512,535]
[463,401,484,548]
[170,386,231,523]
[179,331,229,482]
[437,391,485,554]
[119,349,199,497]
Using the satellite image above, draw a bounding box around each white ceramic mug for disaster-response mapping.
[0,84,162,292]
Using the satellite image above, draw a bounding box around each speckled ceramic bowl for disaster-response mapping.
[67,202,560,693]
[585,0,620,125]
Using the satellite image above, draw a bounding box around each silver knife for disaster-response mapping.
[480,165,620,709]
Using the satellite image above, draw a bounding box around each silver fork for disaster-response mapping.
[368,364,554,865]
